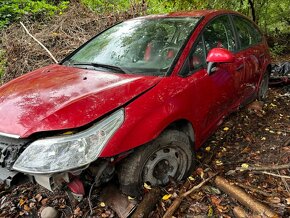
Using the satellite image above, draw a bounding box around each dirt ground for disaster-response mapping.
[0,85,289,217]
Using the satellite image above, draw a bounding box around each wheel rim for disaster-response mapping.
[142,145,188,186]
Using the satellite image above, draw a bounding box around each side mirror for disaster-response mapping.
[206,48,235,74]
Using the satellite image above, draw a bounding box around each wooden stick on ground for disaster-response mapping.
[215,176,278,217]
[233,206,248,218]
[258,171,290,179]
[227,163,290,175]
[131,188,161,218]
[20,22,58,63]
[162,173,217,218]
[235,182,274,197]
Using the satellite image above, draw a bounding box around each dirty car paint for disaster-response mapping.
[0,64,161,137]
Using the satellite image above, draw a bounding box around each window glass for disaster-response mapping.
[233,16,262,49]
[189,37,206,72]
[179,36,206,77]
[203,15,236,53]
[63,17,200,76]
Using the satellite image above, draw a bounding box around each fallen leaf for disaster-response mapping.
[35,193,42,202]
[285,198,290,205]
[23,204,30,212]
[128,196,135,200]
[205,146,211,152]
[162,194,172,201]
[197,154,203,159]
[29,202,35,208]
[240,163,249,171]
[223,127,229,131]
[41,198,48,206]
[188,176,195,181]
[208,205,213,216]
[267,196,281,204]
[143,182,152,190]
[100,202,106,207]
[215,160,223,166]
[74,207,81,215]
[19,198,25,207]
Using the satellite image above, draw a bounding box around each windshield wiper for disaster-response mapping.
[73,62,126,74]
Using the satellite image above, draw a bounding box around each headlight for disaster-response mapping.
[13,109,124,174]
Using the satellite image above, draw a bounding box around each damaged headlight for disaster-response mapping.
[13,109,124,174]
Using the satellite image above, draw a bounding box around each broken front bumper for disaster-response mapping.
[0,166,18,186]
[0,135,31,185]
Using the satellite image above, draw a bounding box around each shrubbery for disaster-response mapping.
[0,0,68,28]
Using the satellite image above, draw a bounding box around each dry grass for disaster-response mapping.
[0,1,146,84]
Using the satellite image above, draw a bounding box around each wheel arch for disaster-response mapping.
[163,119,195,148]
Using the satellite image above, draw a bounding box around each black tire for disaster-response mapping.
[118,130,194,196]
[257,71,269,100]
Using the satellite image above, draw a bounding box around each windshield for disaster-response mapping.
[63,17,200,76]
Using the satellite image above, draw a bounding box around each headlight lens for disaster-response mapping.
[13,109,124,174]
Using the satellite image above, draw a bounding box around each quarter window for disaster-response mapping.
[179,36,206,77]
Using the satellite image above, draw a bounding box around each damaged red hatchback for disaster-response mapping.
[0,10,270,198]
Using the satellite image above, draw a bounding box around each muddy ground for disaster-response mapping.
[0,86,289,217]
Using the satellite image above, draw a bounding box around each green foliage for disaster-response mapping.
[0,0,69,28]
[270,42,287,57]
[81,0,131,13]
[0,50,6,80]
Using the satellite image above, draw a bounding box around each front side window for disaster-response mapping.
[63,17,200,76]
[203,15,236,53]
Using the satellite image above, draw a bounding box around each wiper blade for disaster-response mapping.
[73,62,126,74]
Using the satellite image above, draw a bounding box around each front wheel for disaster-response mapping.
[118,130,194,196]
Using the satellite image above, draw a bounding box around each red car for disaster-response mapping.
[0,10,270,197]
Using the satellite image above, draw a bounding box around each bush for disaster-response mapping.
[0,50,6,81]
[0,0,69,28]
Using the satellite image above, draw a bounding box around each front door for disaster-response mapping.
[179,15,239,140]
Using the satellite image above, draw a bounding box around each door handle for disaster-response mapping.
[236,64,244,71]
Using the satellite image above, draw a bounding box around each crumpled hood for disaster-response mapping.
[0,64,161,138]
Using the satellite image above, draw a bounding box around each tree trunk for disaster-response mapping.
[248,0,256,22]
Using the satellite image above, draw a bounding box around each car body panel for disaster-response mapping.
[0,64,161,137]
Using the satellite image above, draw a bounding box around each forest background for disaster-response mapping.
[0,0,289,82]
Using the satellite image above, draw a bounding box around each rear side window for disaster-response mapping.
[232,15,262,49]
[203,15,236,53]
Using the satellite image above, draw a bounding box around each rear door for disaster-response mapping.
[231,15,263,101]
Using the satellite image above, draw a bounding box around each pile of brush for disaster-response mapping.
[0,1,146,84]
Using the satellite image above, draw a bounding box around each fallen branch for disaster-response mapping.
[215,176,278,217]
[227,163,290,175]
[284,137,290,146]
[235,182,274,197]
[20,22,58,63]
[131,188,161,218]
[233,206,248,218]
[256,171,290,179]
[162,173,217,218]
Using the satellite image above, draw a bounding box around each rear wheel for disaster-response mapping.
[118,130,194,196]
[258,71,269,100]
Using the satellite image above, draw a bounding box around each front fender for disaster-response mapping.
[99,78,198,157]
